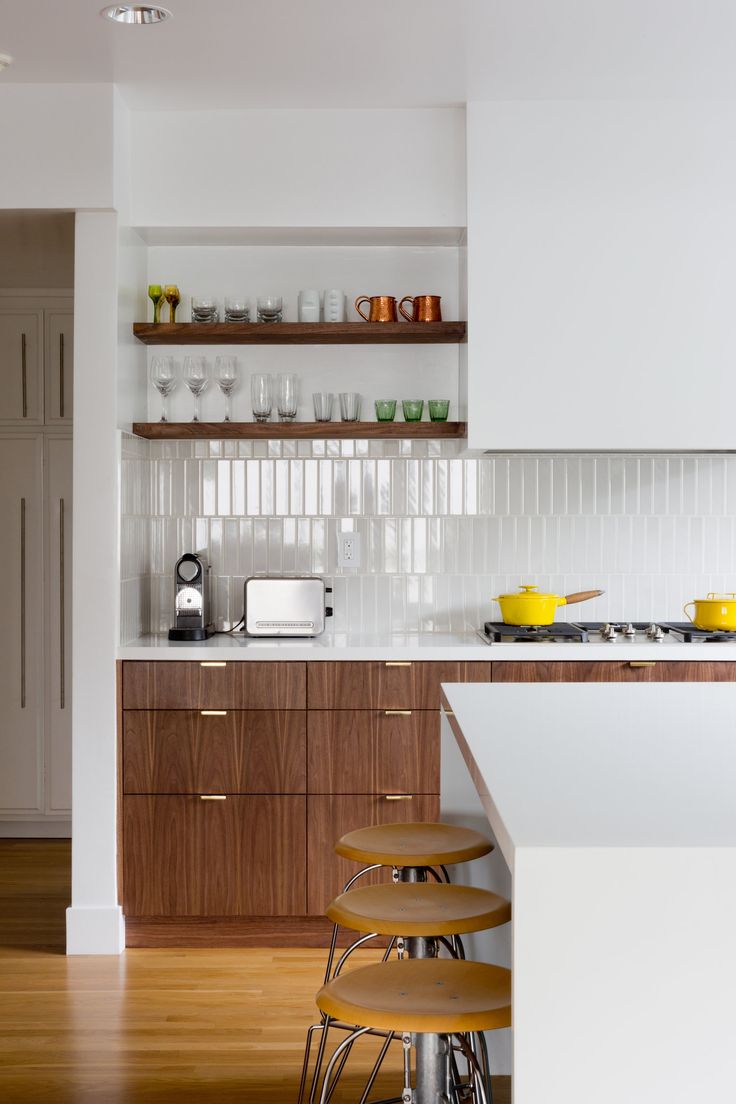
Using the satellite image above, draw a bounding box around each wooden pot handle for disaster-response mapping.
[354,296,371,322]
[398,296,415,322]
[564,589,605,605]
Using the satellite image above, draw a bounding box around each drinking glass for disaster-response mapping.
[215,355,239,421]
[224,296,250,323]
[402,399,424,422]
[150,355,177,421]
[312,392,334,422]
[339,392,361,422]
[277,373,298,422]
[428,399,450,422]
[374,399,396,422]
[147,284,164,325]
[251,373,273,422]
[183,355,209,421]
[191,295,219,324]
[164,284,181,323]
[257,296,283,323]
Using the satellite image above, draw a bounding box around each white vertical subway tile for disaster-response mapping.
[274,459,290,516]
[449,459,464,516]
[376,459,392,515]
[594,457,610,515]
[710,457,726,516]
[246,460,261,515]
[565,458,582,515]
[349,460,363,515]
[289,460,303,516]
[609,458,625,515]
[638,458,654,515]
[319,459,334,515]
[217,460,231,516]
[508,459,524,515]
[464,460,478,516]
[668,459,684,514]
[624,459,639,515]
[232,460,245,515]
[552,458,567,515]
[579,458,596,515]
[494,459,510,515]
[478,459,494,515]
[652,458,668,514]
[435,460,448,515]
[681,458,697,515]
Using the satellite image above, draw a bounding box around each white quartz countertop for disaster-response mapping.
[117,631,736,660]
[442,681,736,866]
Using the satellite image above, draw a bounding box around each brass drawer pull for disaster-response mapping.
[628,661,656,668]
[199,795,227,801]
[200,661,226,668]
[385,661,411,667]
[384,710,412,716]
[201,710,227,716]
[384,794,414,801]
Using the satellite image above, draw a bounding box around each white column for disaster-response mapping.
[66,210,124,954]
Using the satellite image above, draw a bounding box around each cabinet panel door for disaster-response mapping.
[308,711,440,795]
[0,311,43,424]
[0,437,44,813]
[123,710,307,794]
[122,660,307,709]
[45,311,73,424]
[492,661,736,682]
[306,794,439,915]
[45,438,72,813]
[308,661,491,709]
[123,795,307,916]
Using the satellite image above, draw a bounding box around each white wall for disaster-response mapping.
[0,85,115,211]
[466,98,736,451]
[130,108,466,228]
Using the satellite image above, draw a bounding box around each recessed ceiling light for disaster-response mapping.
[101,5,172,24]
[0,53,13,71]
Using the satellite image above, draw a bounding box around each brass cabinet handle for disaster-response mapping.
[199,795,227,801]
[59,498,65,709]
[200,661,226,668]
[59,332,65,419]
[384,710,412,716]
[385,661,411,667]
[384,794,414,801]
[21,333,27,418]
[628,661,656,668]
[20,497,26,708]
[201,709,227,716]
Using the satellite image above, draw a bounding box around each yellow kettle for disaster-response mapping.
[493,584,604,627]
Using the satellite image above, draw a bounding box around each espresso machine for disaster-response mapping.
[168,553,215,640]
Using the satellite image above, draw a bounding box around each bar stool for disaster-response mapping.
[300,882,511,1104]
[335,822,493,884]
[315,958,511,1104]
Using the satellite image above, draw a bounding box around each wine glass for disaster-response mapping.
[164,284,181,323]
[149,356,177,422]
[183,355,209,421]
[147,284,163,325]
[251,373,273,423]
[215,355,239,422]
[277,373,298,422]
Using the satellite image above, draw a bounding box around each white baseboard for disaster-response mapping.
[66,906,125,955]
[0,820,71,838]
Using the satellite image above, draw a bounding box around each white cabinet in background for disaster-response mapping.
[45,438,72,814]
[45,312,74,425]
[0,437,45,814]
[466,99,736,451]
[0,311,43,425]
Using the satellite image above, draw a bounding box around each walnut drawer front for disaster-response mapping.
[123,795,306,917]
[122,661,307,709]
[123,710,307,795]
[492,661,736,683]
[307,710,439,795]
[306,793,440,915]
[307,661,491,709]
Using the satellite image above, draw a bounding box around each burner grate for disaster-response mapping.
[482,621,589,643]
[660,622,736,643]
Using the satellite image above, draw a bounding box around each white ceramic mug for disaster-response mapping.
[323,289,346,323]
[298,289,321,323]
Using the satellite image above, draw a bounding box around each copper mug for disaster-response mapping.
[399,294,442,323]
[355,295,398,323]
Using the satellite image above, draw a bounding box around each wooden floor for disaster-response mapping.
[0,840,510,1103]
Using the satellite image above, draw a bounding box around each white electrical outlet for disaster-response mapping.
[338,532,361,568]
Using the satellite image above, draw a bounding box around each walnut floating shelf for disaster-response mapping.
[133,321,466,345]
[132,421,468,440]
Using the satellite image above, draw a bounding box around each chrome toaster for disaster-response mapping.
[243,576,333,636]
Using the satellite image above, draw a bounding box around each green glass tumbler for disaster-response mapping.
[402,399,424,422]
[375,399,397,422]
[428,399,450,422]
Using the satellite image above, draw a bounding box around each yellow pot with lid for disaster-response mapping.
[684,594,736,632]
[493,584,604,627]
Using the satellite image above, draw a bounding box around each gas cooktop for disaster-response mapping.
[480,621,736,644]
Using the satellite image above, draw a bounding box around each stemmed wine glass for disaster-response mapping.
[148,284,164,325]
[215,356,239,422]
[183,355,209,421]
[164,284,181,323]
[150,356,177,422]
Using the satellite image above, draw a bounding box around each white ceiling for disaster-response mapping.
[1,0,736,109]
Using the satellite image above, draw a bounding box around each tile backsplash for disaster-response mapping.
[120,434,736,640]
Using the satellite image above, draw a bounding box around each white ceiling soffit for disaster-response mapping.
[1,0,736,108]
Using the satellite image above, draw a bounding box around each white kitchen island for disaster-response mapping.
[440,682,736,1104]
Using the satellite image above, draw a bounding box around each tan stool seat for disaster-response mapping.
[317,959,511,1034]
[335,822,492,867]
[326,882,511,937]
